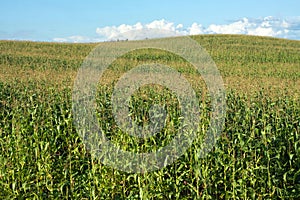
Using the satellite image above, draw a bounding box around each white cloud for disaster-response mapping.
[176,24,183,29]
[203,16,299,38]
[281,20,289,28]
[188,23,203,35]
[95,19,185,40]
[53,16,300,43]
[95,22,144,40]
[53,35,101,43]
[206,18,250,34]
[248,27,278,37]
[145,19,176,31]
[53,37,68,42]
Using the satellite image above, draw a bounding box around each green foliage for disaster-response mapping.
[0,35,299,199]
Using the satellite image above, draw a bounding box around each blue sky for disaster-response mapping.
[0,0,299,42]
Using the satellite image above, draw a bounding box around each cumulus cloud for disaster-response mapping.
[206,18,250,34]
[95,22,144,40]
[204,17,290,37]
[53,16,300,42]
[188,23,204,35]
[95,19,186,40]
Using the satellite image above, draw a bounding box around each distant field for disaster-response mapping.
[0,35,299,199]
[0,34,299,96]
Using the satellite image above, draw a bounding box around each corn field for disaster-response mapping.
[0,35,299,199]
